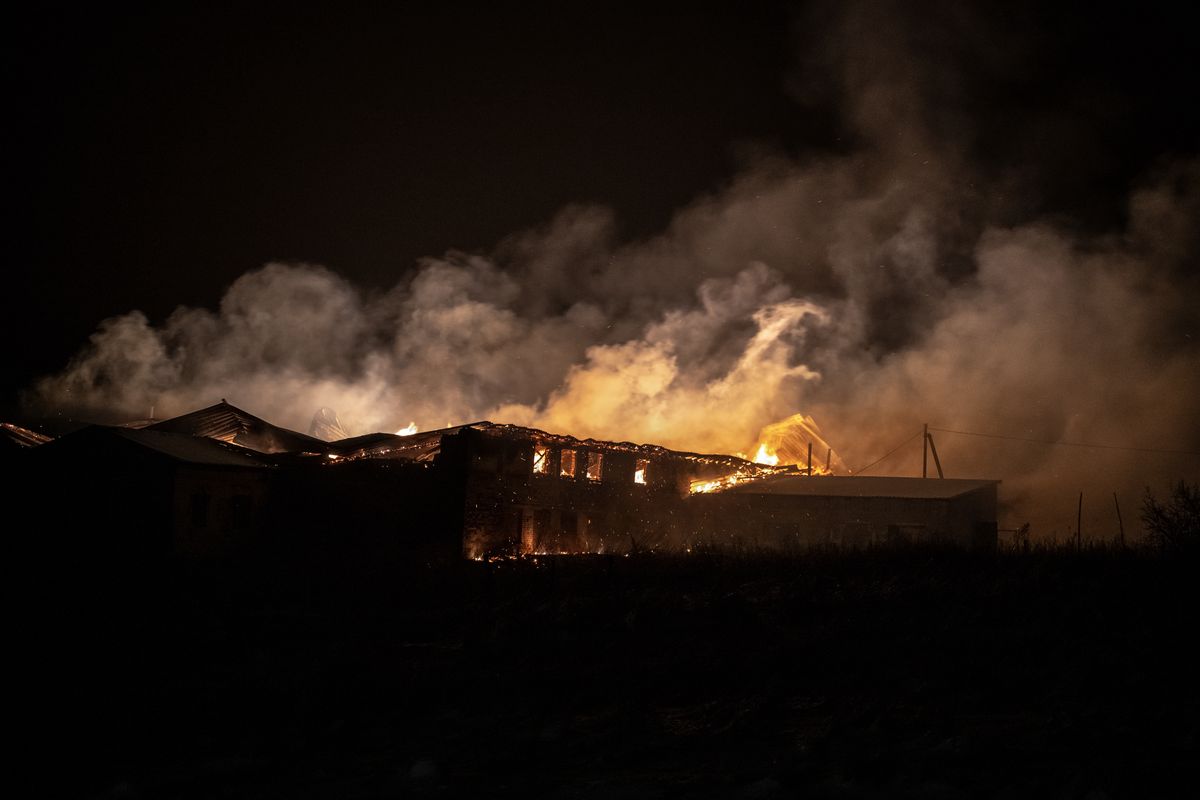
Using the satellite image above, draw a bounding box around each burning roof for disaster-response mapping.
[131,403,837,495]
[322,419,788,476]
[751,413,849,473]
[107,402,815,495]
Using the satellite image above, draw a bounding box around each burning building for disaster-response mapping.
[432,422,789,558]
[406,422,995,557]
[15,401,999,561]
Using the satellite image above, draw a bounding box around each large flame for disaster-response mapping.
[691,412,846,494]
[750,413,847,475]
[395,421,418,435]
[752,442,780,466]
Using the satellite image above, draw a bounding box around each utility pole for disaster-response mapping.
[922,423,928,478]
[1076,492,1083,549]
[806,442,813,476]
[926,432,944,479]
[825,448,831,474]
[1113,492,1125,549]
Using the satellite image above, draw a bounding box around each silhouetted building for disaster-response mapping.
[27,425,271,558]
[690,475,999,550]
[16,401,1000,561]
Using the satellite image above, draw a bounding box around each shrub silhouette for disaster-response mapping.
[1141,480,1200,553]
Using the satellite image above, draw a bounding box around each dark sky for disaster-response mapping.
[5,1,1199,418]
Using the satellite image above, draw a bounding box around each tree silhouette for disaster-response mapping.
[1141,481,1200,553]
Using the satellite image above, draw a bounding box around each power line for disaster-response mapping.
[928,426,1200,457]
[852,430,923,475]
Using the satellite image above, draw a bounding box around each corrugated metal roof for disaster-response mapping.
[113,428,271,467]
[148,400,324,454]
[34,425,271,468]
[725,475,999,500]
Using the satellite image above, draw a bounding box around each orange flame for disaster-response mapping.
[689,412,845,494]
[752,442,780,466]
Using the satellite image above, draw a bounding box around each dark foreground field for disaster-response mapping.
[24,547,1200,798]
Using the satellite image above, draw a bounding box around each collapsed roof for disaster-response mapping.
[322,419,783,477]
[99,402,999,497]
[114,402,799,488]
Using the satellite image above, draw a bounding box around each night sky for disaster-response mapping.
[7,3,1195,397]
[6,1,1200,481]
[7,4,804,410]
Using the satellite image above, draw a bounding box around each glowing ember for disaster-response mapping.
[689,468,774,494]
[395,422,418,435]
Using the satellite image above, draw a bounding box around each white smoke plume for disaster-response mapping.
[29,2,1200,539]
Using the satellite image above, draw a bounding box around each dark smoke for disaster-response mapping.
[29,2,1200,539]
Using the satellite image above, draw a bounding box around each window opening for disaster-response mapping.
[586,451,603,481]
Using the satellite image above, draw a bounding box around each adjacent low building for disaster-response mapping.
[26,424,272,558]
[689,475,999,551]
